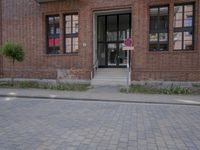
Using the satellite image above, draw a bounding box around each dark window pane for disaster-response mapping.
[149,6,169,51]
[159,44,168,51]
[159,7,168,30]
[150,8,159,16]
[160,7,168,15]
[107,15,117,41]
[119,14,130,41]
[159,16,168,30]
[149,44,158,51]
[150,8,159,31]
[150,16,158,31]
[97,16,105,42]
[97,43,106,66]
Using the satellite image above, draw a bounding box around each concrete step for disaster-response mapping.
[91,68,128,86]
[91,81,127,86]
[94,75,127,78]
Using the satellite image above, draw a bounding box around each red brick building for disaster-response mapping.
[0,0,199,83]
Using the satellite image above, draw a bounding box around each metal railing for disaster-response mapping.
[91,59,98,79]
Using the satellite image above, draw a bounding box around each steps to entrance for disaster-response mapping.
[91,68,128,86]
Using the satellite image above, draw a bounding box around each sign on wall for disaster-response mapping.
[123,38,134,51]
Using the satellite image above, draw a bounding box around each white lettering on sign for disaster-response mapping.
[122,46,134,51]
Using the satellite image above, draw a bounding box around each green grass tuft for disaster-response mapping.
[121,84,193,95]
[0,81,90,91]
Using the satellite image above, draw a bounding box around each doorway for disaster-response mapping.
[97,13,131,68]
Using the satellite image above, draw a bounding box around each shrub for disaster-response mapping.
[0,42,25,85]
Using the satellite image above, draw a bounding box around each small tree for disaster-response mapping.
[0,42,25,85]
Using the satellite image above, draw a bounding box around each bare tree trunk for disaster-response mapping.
[11,59,15,86]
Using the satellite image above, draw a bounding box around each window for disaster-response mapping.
[149,6,169,51]
[46,15,60,54]
[174,4,194,50]
[64,14,79,53]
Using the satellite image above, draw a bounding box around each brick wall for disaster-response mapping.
[1,0,200,81]
[131,0,200,81]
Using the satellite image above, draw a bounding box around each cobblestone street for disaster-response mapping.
[0,97,200,150]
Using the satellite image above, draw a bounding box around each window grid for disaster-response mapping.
[173,3,194,50]
[46,15,60,54]
[64,14,79,53]
[149,6,169,51]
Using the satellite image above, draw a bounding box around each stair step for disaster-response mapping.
[91,68,129,86]
[91,82,127,86]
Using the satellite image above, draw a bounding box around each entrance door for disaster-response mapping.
[97,13,131,68]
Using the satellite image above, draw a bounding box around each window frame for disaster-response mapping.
[149,5,169,52]
[173,3,195,51]
[46,15,61,54]
[64,13,79,54]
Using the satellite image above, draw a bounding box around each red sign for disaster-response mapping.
[124,38,132,47]
[48,39,60,46]
[123,38,134,51]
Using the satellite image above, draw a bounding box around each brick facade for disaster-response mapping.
[0,0,200,81]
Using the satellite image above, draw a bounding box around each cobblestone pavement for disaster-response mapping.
[0,97,200,150]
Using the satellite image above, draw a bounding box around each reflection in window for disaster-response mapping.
[174,4,194,50]
[97,16,106,42]
[149,6,169,51]
[46,15,60,54]
[119,14,131,41]
[64,14,79,53]
[107,15,117,41]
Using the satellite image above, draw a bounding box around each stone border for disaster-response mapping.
[131,80,200,88]
[0,78,91,85]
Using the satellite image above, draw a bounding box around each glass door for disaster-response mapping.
[97,13,131,68]
[107,43,117,66]
[118,14,130,66]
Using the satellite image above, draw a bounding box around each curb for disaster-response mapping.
[0,94,200,106]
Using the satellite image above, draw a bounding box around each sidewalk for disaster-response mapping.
[0,87,200,105]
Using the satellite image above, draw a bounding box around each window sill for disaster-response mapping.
[45,52,79,56]
[148,49,197,54]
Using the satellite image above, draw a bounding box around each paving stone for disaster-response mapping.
[0,97,200,150]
